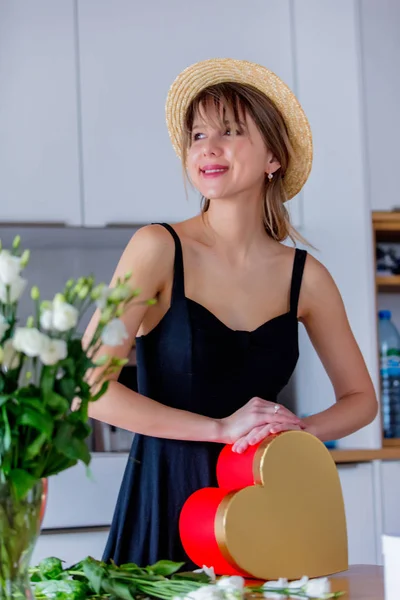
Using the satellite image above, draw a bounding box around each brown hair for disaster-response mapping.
[181,82,305,245]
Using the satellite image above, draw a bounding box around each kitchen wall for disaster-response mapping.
[1,0,397,453]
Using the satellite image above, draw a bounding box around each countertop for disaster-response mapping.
[330,448,400,463]
[330,565,384,599]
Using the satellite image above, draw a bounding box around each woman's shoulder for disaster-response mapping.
[125,223,177,261]
[115,224,178,293]
[298,251,344,319]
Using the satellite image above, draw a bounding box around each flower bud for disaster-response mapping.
[20,249,30,268]
[91,283,106,300]
[26,316,34,328]
[99,306,113,324]
[53,293,65,304]
[78,284,90,299]
[93,354,109,366]
[31,286,40,301]
[12,235,21,249]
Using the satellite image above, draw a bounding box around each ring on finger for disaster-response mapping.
[273,404,280,415]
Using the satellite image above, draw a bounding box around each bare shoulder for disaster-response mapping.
[298,252,344,321]
[111,224,176,293]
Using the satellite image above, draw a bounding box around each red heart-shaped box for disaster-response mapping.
[179,431,348,580]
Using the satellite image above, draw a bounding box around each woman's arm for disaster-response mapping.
[299,255,378,441]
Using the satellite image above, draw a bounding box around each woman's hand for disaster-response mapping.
[218,397,304,451]
[231,421,303,454]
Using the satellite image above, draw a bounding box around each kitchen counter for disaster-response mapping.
[330,448,400,463]
[330,565,384,599]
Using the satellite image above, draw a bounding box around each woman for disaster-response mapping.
[84,58,377,567]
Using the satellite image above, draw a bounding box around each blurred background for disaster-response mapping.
[1,0,400,568]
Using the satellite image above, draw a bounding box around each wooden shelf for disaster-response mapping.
[373,211,400,229]
[373,211,400,241]
[376,275,400,292]
[382,438,400,448]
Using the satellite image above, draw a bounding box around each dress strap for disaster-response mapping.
[290,248,307,316]
[156,223,185,303]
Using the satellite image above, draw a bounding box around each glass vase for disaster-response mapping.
[0,479,47,600]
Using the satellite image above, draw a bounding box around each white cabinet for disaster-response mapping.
[292,0,381,450]
[31,529,109,568]
[78,0,301,227]
[0,1,81,224]
[42,453,127,529]
[381,461,400,536]
[359,0,400,212]
[337,463,377,564]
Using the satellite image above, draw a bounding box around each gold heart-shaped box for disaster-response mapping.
[214,431,348,579]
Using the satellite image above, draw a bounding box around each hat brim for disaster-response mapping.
[165,58,313,200]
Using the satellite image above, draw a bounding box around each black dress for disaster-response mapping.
[103,223,307,568]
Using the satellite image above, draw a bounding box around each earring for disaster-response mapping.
[267,173,273,181]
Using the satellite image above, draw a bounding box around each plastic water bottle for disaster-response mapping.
[378,310,400,438]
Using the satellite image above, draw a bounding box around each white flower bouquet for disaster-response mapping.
[0,235,141,499]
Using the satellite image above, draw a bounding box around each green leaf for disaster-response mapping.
[90,380,109,402]
[40,366,56,396]
[54,422,91,465]
[0,394,11,408]
[26,431,48,461]
[19,396,46,414]
[38,556,65,580]
[81,557,106,594]
[17,408,54,438]
[147,560,185,577]
[102,578,136,600]
[9,468,38,500]
[44,391,69,413]
[1,405,12,452]
[33,578,88,599]
[172,571,211,583]
[58,378,76,402]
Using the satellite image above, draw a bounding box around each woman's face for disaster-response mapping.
[186,102,280,201]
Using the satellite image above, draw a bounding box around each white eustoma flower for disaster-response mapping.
[0,276,27,303]
[101,318,128,346]
[40,307,54,330]
[52,298,79,332]
[95,286,111,310]
[0,314,10,339]
[13,327,46,357]
[185,585,224,600]
[193,566,217,583]
[0,250,22,284]
[39,337,68,366]
[303,577,331,597]
[2,338,21,370]
[215,577,244,600]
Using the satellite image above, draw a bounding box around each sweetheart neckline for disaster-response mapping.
[186,297,293,334]
[137,296,295,341]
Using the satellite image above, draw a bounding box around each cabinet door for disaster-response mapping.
[31,529,109,568]
[359,0,400,211]
[337,463,377,564]
[0,1,81,224]
[78,0,301,227]
[381,461,400,536]
[41,453,127,529]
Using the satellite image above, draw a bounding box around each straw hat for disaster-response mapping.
[165,58,313,200]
